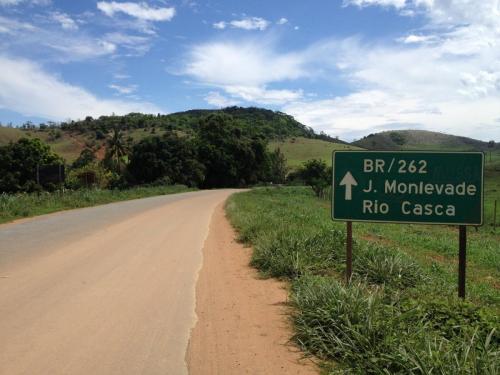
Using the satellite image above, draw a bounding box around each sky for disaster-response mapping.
[0,0,499,141]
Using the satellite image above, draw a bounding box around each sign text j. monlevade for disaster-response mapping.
[332,151,484,225]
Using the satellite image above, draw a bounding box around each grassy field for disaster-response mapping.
[0,126,24,144]
[226,186,499,374]
[0,185,195,224]
[269,137,360,169]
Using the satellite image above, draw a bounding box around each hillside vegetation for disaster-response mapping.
[354,130,498,152]
[0,107,342,162]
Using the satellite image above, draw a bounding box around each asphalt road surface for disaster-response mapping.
[0,190,237,375]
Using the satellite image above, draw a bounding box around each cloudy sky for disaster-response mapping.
[0,0,499,141]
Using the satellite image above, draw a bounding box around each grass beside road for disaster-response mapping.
[0,185,195,224]
[226,186,499,374]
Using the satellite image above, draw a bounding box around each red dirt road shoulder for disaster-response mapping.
[187,204,318,374]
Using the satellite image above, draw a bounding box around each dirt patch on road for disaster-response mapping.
[186,204,318,375]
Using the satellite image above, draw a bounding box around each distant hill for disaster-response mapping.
[55,107,344,143]
[0,107,346,162]
[353,130,498,152]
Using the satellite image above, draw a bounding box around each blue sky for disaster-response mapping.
[0,0,499,141]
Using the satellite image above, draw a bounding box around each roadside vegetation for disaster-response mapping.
[226,186,499,374]
[0,111,297,222]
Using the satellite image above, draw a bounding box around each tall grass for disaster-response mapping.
[225,186,499,374]
[0,185,194,224]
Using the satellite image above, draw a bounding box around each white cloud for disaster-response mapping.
[109,84,138,95]
[232,17,269,30]
[400,34,435,43]
[51,12,78,30]
[343,0,407,9]
[224,86,303,105]
[183,39,308,105]
[97,2,175,22]
[213,17,270,31]
[0,0,23,5]
[0,15,35,34]
[184,40,307,87]
[213,21,226,30]
[104,32,151,55]
[0,55,160,120]
[277,18,288,25]
[46,39,117,60]
[283,90,441,139]
[113,73,130,80]
[0,14,157,61]
[204,91,239,107]
[0,0,50,6]
[345,0,500,27]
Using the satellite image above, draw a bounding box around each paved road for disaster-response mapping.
[0,190,237,375]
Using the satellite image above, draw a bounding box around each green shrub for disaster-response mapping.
[402,297,500,344]
[251,228,344,278]
[291,276,410,373]
[66,163,116,189]
[398,329,499,375]
[354,243,426,290]
[291,276,500,374]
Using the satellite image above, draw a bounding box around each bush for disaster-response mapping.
[0,138,62,193]
[299,159,331,197]
[252,228,344,278]
[354,243,426,290]
[66,163,116,189]
[292,276,500,374]
[291,276,409,373]
[401,297,499,344]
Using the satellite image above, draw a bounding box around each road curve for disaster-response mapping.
[0,190,237,375]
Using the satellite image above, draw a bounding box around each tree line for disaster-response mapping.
[0,113,292,193]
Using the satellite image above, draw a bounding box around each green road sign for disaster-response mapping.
[332,151,484,225]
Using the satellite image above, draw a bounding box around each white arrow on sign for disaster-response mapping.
[339,171,358,200]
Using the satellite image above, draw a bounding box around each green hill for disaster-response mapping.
[1,107,346,162]
[353,130,498,152]
[56,107,338,142]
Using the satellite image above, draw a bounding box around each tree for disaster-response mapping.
[300,159,331,197]
[0,138,62,193]
[196,113,267,188]
[128,132,205,187]
[267,147,288,184]
[104,127,128,173]
[72,148,97,169]
[487,140,496,163]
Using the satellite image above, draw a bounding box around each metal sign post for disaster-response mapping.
[346,221,352,283]
[331,151,484,298]
[458,225,467,298]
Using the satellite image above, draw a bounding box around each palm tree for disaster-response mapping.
[104,127,128,173]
